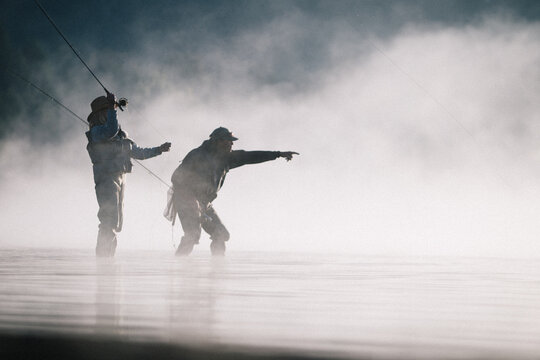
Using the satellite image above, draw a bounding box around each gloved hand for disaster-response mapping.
[159,142,172,152]
[279,151,299,161]
[106,91,117,107]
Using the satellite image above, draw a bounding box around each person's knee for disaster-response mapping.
[221,228,230,242]
[98,225,115,236]
[98,204,121,226]
[211,226,230,242]
[178,213,202,243]
[184,229,201,244]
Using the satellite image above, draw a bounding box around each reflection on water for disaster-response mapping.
[95,261,119,335]
[0,248,539,359]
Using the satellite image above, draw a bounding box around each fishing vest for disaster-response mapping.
[172,145,230,204]
[86,132,133,174]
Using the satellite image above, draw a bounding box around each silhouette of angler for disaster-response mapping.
[169,127,298,256]
[86,93,171,257]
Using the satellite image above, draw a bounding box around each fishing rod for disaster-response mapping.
[8,70,172,189]
[31,1,172,187]
[33,0,127,111]
[34,0,107,93]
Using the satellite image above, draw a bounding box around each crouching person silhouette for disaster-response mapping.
[170,127,298,256]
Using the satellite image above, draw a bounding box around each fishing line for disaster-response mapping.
[365,38,480,145]
[124,103,168,139]
[346,13,513,187]
[8,70,172,189]
[9,69,88,126]
[171,225,176,249]
[364,36,513,188]
[34,0,169,139]
[30,1,178,241]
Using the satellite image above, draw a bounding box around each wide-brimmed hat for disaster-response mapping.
[87,96,110,126]
[209,127,238,141]
[90,96,109,113]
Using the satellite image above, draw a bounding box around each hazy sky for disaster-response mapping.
[1,0,540,257]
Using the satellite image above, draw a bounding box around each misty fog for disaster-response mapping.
[1,2,540,258]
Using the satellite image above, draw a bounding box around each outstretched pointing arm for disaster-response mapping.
[277,151,299,161]
[229,150,299,169]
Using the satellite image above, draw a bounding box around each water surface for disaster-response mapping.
[1,248,539,359]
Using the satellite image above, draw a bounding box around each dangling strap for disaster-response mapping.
[171,223,176,250]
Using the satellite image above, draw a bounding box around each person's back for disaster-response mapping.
[172,140,220,203]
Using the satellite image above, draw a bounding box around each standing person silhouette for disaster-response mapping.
[86,92,171,257]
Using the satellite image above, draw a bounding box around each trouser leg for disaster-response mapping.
[174,191,202,256]
[117,174,125,232]
[202,205,230,256]
[96,228,117,257]
[94,173,124,257]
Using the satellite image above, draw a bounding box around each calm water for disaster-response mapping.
[0,248,539,359]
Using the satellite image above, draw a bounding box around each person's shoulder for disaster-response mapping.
[227,150,247,163]
[188,146,204,156]
[182,145,205,162]
[230,149,246,156]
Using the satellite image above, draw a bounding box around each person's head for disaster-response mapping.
[87,96,115,127]
[209,127,238,153]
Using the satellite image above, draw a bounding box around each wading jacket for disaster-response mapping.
[86,109,162,176]
[171,140,280,204]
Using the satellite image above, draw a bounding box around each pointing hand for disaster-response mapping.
[106,91,116,107]
[279,151,299,161]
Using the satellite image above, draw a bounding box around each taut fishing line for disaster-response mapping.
[364,35,513,188]
[7,70,171,189]
[31,0,170,185]
[345,10,513,188]
[9,70,177,248]
[9,69,88,126]
[34,0,128,112]
[34,0,170,141]
[33,0,109,94]
[32,0,177,248]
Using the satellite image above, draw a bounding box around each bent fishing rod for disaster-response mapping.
[8,70,171,189]
[34,0,172,143]
[33,0,127,110]
[27,1,168,186]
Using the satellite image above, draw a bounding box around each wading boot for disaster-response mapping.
[96,234,117,257]
[210,240,226,256]
[175,237,195,256]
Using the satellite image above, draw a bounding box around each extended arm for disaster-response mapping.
[131,142,171,160]
[229,150,299,169]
